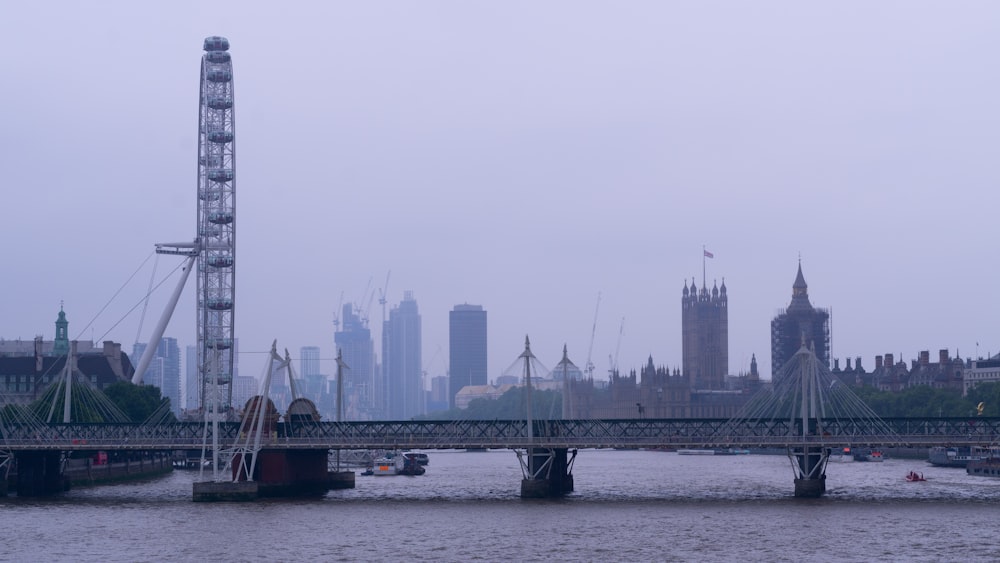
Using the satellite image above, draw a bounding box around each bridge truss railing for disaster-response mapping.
[2,417,999,451]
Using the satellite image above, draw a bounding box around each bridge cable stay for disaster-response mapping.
[712,344,902,492]
[0,391,52,465]
[714,344,899,447]
[508,336,563,481]
[332,349,349,470]
[555,344,578,420]
[36,343,129,425]
[227,341,286,483]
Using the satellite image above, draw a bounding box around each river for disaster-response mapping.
[3,449,998,562]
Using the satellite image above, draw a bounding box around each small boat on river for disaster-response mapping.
[853,449,884,462]
[905,471,926,482]
[371,452,426,476]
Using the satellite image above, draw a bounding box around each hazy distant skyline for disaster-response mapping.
[4,2,1000,387]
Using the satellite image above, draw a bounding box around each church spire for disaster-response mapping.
[793,260,807,297]
[53,303,69,357]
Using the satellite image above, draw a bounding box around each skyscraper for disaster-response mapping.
[449,304,487,408]
[133,337,181,415]
[334,304,375,418]
[384,291,422,419]
[299,345,324,402]
[770,262,831,380]
[681,278,728,390]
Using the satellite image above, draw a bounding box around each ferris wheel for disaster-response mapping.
[133,36,236,418]
[196,36,237,412]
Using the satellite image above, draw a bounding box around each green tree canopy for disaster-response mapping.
[103,381,176,423]
[419,387,562,420]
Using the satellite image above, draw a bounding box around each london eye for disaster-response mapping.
[196,35,237,413]
[133,36,236,420]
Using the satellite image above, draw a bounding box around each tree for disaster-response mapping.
[104,382,176,423]
[418,387,562,420]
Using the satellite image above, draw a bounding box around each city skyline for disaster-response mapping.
[4,4,1000,385]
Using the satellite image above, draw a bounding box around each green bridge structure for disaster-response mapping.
[3,343,997,499]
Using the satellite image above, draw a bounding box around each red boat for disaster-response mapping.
[905,471,926,482]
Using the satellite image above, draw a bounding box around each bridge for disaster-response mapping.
[4,340,996,499]
[2,417,999,451]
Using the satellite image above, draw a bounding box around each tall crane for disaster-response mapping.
[332,291,344,331]
[584,292,601,380]
[377,271,391,325]
[609,316,625,379]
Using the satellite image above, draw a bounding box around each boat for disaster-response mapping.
[830,447,854,462]
[676,448,748,456]
[714,448,750,455]
[406,452,429,466]
[966,450,1000,477]
[853,449,884,462]
[398,453,426,476]
[927,446,986,468]
[372,454,398,476]
[905,471,926,482]
[371,452,426,476]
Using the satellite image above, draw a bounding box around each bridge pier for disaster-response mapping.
[519,448,575,498]
[194,448,353,501]
[14,451,69,497]
[789,446,828,498]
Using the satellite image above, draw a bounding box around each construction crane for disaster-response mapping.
[584,292,601,380]
[361,286,376,328]
[332,291,344,331]
[377,270,391,328]
[357,276,374,327]
[609,316,624,379]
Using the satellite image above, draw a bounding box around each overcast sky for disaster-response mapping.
[3,2,1000,385]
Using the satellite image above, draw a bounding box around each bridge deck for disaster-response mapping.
[3,417,999,451]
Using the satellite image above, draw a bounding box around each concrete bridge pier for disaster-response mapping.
[790,446,828,498]
[519,448,576,498]
[15,451,69,496]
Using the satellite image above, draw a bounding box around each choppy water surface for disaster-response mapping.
[3,450,998,562]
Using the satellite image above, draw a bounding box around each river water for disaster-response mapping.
[3,449,998,562]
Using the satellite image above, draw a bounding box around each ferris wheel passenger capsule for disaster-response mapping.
[203,36,230,52]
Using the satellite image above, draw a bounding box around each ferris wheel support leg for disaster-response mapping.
[132,255,197,384]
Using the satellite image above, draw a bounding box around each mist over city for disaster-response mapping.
[4,3,1000,408]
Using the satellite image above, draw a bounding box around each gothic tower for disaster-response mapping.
[681,277,729,389]
[770,261,831,380]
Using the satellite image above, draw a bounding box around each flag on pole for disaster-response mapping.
[704,250,714,258]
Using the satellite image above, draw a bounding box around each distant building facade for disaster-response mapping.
[833,349,966,394]
[384,291,423,419]
[965,355,1000,396]
[335,304,375,419]
[448,304,487,409]
[455,384,514,410]
[133,337,181,415]
[299,345,325,403]
[0,307,133,405]
[682,278,728,390]
[565,355,761,419]
[771,263,830,380]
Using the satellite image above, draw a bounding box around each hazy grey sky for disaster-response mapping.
[4,2,1000,383]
